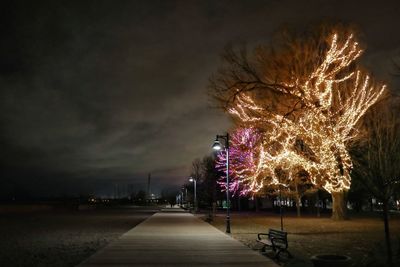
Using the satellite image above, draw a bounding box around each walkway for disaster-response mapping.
[78,209,278,267]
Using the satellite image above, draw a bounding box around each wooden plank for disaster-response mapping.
[78,211,279,267]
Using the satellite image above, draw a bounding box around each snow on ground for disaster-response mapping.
[0,206,157,267]
[206,211,400,266]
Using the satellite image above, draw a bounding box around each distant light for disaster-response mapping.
[212,139,222,150]
[189,177,194,182]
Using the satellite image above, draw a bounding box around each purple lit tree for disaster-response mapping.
[215,127,261,196]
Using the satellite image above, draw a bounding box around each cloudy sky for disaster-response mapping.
[1,0,399,198]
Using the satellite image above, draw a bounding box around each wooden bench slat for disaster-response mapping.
[256,228,290,258]
[256,239,272,246]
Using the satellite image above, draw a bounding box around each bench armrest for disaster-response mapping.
[257,233,270,240]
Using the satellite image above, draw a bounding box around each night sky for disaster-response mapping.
[1,0,399,198]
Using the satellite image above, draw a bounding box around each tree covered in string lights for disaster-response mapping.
[210,25,386,220]
[216,127,315,217]
[215,127,261,196]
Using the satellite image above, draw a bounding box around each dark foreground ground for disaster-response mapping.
[0,206,157,267]
[207,211,400,267]
[2,205,399,267]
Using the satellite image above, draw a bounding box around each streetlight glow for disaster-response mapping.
[212,139,222,150]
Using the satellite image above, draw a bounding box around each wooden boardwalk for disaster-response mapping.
[78,209,278,267]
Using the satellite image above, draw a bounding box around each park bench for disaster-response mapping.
[256,228,290,258]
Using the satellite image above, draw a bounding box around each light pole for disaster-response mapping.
[180,191,183,206]
[189,177,197,212]
[278,175,283,230]
[212,133,231,234]
[182,187,187,208]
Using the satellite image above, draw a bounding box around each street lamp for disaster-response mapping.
[189,177,197,213]
[212,133,231,234]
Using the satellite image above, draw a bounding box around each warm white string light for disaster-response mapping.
[228,33,386,194]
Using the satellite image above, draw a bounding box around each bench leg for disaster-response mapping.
[275,249,282,259]
[275,249,292,259]
[287,250,293,258]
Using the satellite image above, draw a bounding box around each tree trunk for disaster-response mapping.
[296,195,301,217]
[255,195,259,212]
[308,195,316,214]
[295,183,301,217]
[370,198,374,212]
[316,191,320,217]
[302,197,306,207]
[382,199,393,265]
[212,202,216,219]
[212,179,217,219]
[331,191,348,220]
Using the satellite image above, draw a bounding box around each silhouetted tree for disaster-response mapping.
[161,189,178,206]
[199,155,222,218]
[351,99,400,265]
[134,190,146,205]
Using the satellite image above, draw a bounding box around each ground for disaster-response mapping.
[206,210,400,267]
[0,206,156,267]
[1,205,399,267]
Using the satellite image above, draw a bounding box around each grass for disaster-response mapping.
[206,210,400,266]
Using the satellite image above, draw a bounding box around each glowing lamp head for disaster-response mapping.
[189,177,194,182]
[212,139,222,150]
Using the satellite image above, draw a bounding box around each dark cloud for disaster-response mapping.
[1,0,400,197]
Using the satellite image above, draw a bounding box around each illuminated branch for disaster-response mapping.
[226,32,386,194]
[215,127,261,195]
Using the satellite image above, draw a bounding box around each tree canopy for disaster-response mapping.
[210,25,386,219]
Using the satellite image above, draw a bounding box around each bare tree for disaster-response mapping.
[191,158,202,182]
[200,155,220,219]
[351,99,400,264]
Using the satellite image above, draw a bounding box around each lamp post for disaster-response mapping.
[180,191,183,206]
[189,177,197,212]
[182,187,187,208]
[278,175,284,231]
[212,133,231,234]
